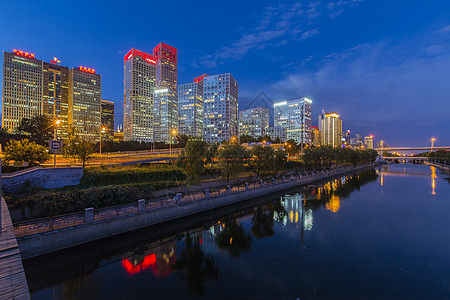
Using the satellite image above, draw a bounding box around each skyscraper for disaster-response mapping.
[239,107,269,138]
[364,135,374,149]
[203,73,238,143]
[153,43,178,143]
[311,126,321,146]
[68,67,102,141]
[101,99,115,140]
[123,43,177,143]
[2,50,43,132]
[43,62,69,139]
[273,98,312,144]
[178,74,206,138]
[123,49,157,142]
[320,112,342,147]
[265,126,287,142]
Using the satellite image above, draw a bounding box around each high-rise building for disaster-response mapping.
[43,62,69,139]
[101,99,115,140]
[264,126,287,142]
[123,49,157,142]
[68,67,102,141]
[153,43,178,143]
[311,126,321,146]
[2,50,43,132]
[123,43,177,143]
[320,112,342,147]
[178,74,205,138]
[274,98,312,144]
[364,135,374,149]
[203,73,238,143]
[239,107,269,138]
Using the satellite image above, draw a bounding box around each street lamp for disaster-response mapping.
[100,127,106,155]
[53,119,61,168]
[170,129,177,156]
[431,138,436,152]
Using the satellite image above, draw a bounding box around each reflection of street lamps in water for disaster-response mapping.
[431,166,437,195]
[53,120,61,167]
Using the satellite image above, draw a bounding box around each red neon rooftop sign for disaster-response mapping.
[79,66,95,74]
[123,43,177,65]
[194,74,209,83]
[13,49,35,59]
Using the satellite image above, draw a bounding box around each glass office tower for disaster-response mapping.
[178,74,206,138]
[239,106,269,138]
[274,97,312,144]
[203,73,238,143]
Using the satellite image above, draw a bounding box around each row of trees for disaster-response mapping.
[428,150,450,164]
[303,146,379,167]
[176,139,289,184]
[177,140,379,184]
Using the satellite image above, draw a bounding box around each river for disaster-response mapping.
[26,164,450,299]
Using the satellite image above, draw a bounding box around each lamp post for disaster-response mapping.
[431,138,436,152]
[54,119,61,168]
[170,129,177,156]
[100,127,106,155]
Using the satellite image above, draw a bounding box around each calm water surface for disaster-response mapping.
[28,164,450,299]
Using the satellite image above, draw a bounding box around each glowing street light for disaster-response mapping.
[100,127,106,155]
[53,119,61,167]
[170,129,177,156]
[431,137,436,152]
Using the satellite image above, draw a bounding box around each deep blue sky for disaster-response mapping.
[1,0,449,146]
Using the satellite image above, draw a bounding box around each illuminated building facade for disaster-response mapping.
[203,73,239,143]
[123,43,177,143]
[364,135,374,149]
[265,126,287,142]
[320,112,342,147]
[273,97,312,144]
[178,74,206,138]
[43,62,69,139]
[311,126,321,146]
[101,99,115,140]
[239,107,269,138]
[2,50,43,132]
[123,48,157,142]
[68,67,102,141]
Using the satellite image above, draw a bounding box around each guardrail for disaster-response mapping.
[14,164,374,238]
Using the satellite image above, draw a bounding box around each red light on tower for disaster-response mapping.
[79,66,95,74]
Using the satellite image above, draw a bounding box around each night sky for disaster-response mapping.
[1,0,449,146]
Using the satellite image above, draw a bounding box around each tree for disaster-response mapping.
[251,207,275,239]
[3,139,50,167]
[273,149,287,176]
[63,126,94,168]
[176,139,210,184]
[256,135,273,143]
[217,143,249,182]
[17,115,54,145]
[251,145,275,178]
[239,134,255,144]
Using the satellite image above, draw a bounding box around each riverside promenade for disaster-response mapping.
[0,198,30,299]
[16,164,374,259]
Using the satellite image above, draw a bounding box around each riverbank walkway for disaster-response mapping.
[13,165,372,239]
[0,198,30,299]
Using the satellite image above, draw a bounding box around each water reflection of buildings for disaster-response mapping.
[121,240,176,277]
[280,194,313,230]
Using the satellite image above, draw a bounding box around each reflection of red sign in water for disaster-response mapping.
[122,254,156,275]
[122,250,176,277]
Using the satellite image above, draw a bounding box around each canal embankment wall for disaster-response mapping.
[18,164,374,259]
[1,167,83,194]
[424,161,450,173]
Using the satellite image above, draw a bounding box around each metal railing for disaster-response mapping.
[13,164,372,238]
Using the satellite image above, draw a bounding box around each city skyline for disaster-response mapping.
[1,0,449,145]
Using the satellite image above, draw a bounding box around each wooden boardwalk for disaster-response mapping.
[0,198,30,299]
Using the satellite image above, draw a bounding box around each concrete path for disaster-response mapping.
[0,198,30,299]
